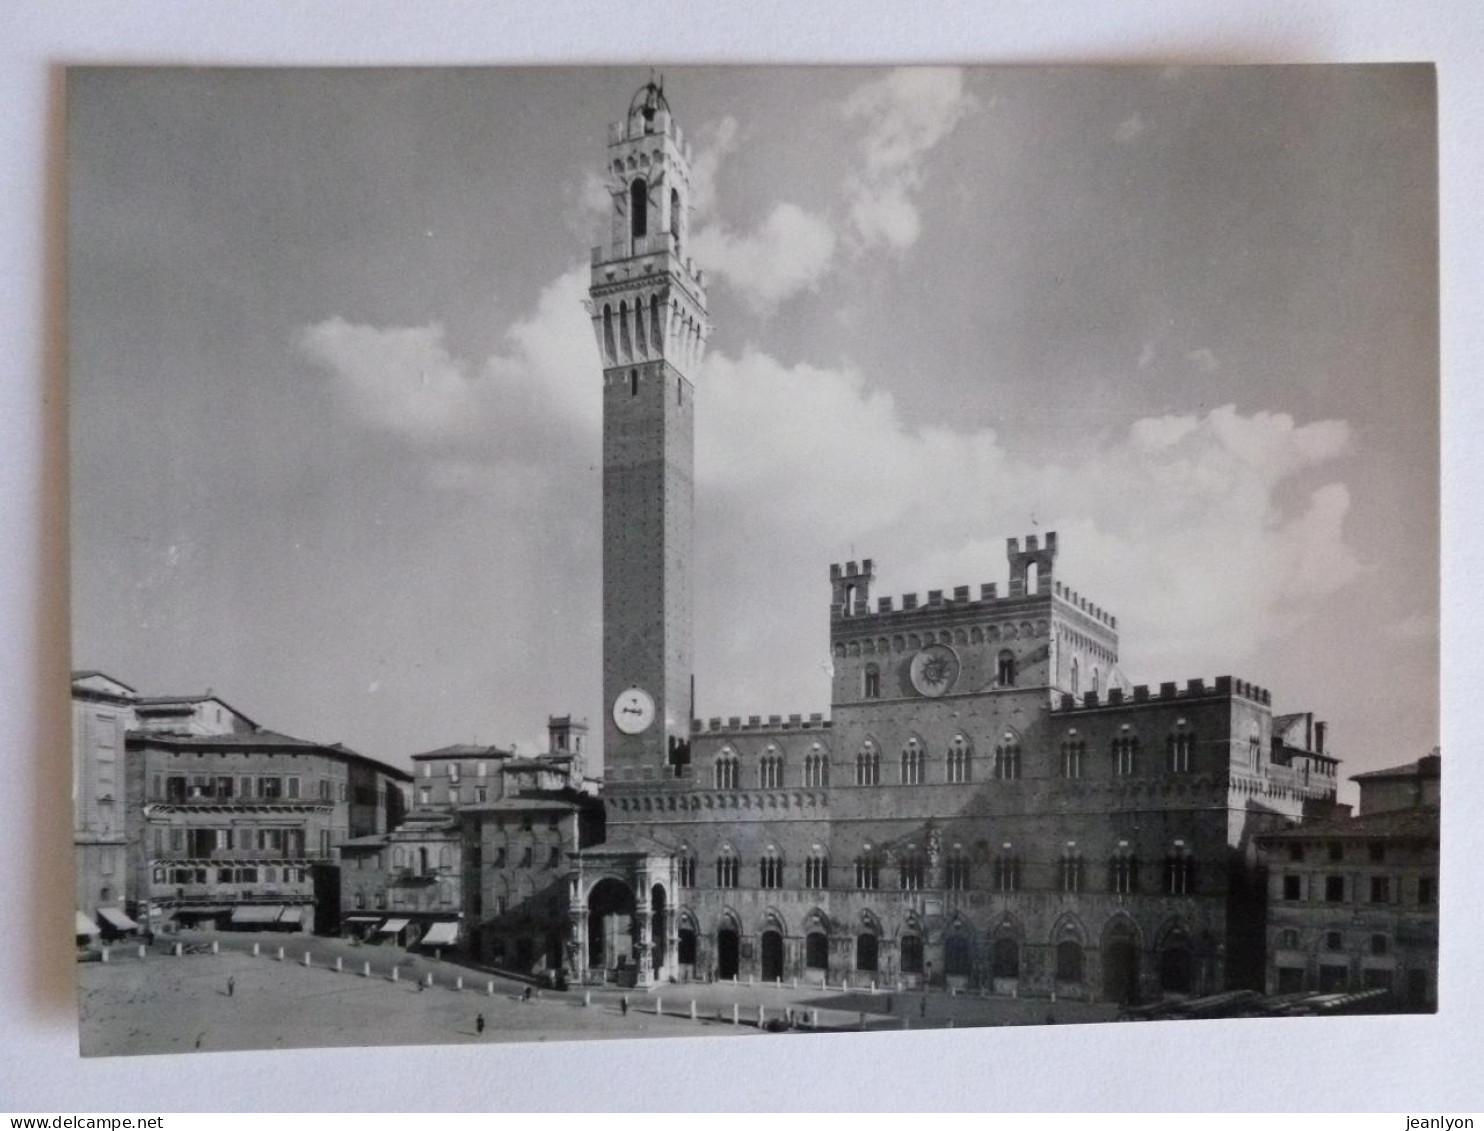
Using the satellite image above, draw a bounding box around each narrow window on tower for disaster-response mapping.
[634,296,647,355]
[670,187,682,250]
[603,304,615,363]
[630,369,639,397]
[677,377,682,407]
[630,177,648,241]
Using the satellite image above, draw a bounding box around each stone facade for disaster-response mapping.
[1257,757,1439,1009]
[71,672,136,933]
[578,84,1342,1002]
[125,727,409,934]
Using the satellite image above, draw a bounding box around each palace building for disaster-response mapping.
[566,81,1342,1003]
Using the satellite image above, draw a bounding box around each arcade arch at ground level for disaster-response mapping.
[665,899,1227,1000]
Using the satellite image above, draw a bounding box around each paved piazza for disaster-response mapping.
[78,931,1118,1055]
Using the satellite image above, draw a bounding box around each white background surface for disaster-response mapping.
[1,1,1478,1112]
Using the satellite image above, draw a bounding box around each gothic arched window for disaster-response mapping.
[997,649,1017,687]
[714,750,739,791]
[856,742,880,786]
[947,735,972,783]
[670,187,682,247]
[900,738,924,785]
[715,849,738,889]
[759,748,784,789]
[630,177,648,240]
[602,304,615,363]
[994,734,1021,781]
[759,849,784,889]
[863,663,881,699]
[805,852,830,889]
[804,747,830,788]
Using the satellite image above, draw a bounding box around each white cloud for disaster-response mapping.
[693,348,1360,707]
[841,67,977,252]
[688,116,740,219]
[300,268,1363,715]
[689,203,837,315]
[298,265,598,456]
[296,319,478,442]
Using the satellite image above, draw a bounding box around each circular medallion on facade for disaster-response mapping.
[613,687,656,734]
[909,643,960,698]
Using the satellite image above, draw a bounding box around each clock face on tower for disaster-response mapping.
[612,687,656,735]
[910,643,961,698]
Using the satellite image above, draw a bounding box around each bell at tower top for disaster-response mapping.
[607,79,692,159]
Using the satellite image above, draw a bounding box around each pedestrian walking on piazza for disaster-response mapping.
[620,994,629,1017]
[476,1013,486,1036]
[227,975,235,998]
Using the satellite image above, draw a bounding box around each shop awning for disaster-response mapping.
[173,905,231,917]
[418,921,459,947]
[344,915,381,924]
[230,905,285,925]
[278,907,304,924]
[376,918,410,934]
[96,907,139,931]
[75,912,101,936]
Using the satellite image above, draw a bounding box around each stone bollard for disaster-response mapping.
[275,946,285,962]
[748,974,754,986]
[792,977,798,989]
[302,952,311,967]
[362,962,371,978]
[101,946,110,964]
[173,942,183,957]
[870,980,876,993]
[947,1018,955,1029]
[423,973,433,989]
[335,956,343,973]
[1012,985,1019,999]
[858,1011,867,1031]
[757,1004,766,1026]
[776,977,782,989]
[1050,989,1057,1003]
[211,940,219,955]
[732,1003,739,1026]
[455,976,463,991]
[733,974,739,985]
[583,991,591,1007]
[655,996,662,1017]
[689,1001,697,1021]
[902,1016,910,1030]
[391,966,399,983]
[811,1009,819,1029]
[487,981,495,996]
[137,944,146,960]
[252,943,260,957]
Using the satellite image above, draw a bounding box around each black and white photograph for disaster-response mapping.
[64,62,1438,1060]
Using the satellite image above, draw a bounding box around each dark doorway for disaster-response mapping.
[760,929,785,982]
[992,936,1019,979]
[587,877,636,975]
[1406,969,1429,1007]
[1319,964,1348,992]
[516,936,533,971]
[1102,935,1140,1004]
[945,935,971,978]
[678,928,697,966]
[1056,940,1084,984]
[1277,966,1305,993]
[717,927,740,979]
[805,932,828,970]
[900,934,923,975]
[650,884,666,973]
[1159,942,1193,994]
[856,933,878,973]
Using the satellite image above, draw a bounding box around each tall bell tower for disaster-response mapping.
[589,81,708,780]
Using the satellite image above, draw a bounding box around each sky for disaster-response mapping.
[68,64,1438,798]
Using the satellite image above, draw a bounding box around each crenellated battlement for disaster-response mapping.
[1052,581,1117,629]
[690,712,832,735]
[829,532,1117,633]
[1051,674,1272,712]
